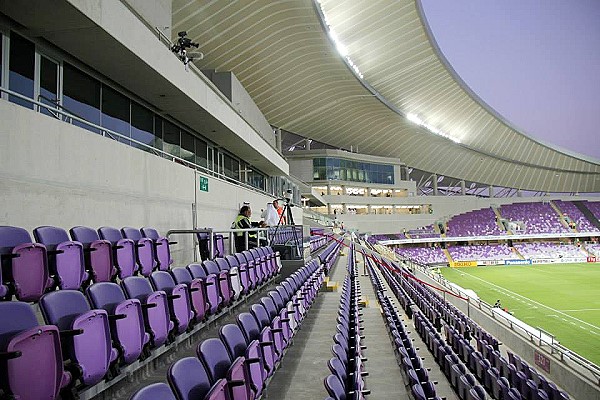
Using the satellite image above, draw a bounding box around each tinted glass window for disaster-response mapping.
[162,120,180,157]
[195,138,207,168]
[39,56,58,117]
[223,153,238,179]
[180,131,195,164]
[131,102,156,152]
[63,63,101,133]
[153,116,164,151]
[9,32,35,108]
[102,85,130,141]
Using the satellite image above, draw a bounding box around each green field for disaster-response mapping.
[440,263,600,366]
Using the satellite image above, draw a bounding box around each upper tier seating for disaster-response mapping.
[408,225,440,239]
[513,242,587,259]
[499,203,569,234]
[553,201,599,232]
[395,247,447,265]
[448,244,513,261]
[446,207,504,237]
[583,201,600,222]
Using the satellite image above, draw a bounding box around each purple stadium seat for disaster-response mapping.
[220,323,266,397]
[70,226,117,283]
[245,249,265,284]
[244,306,278,373]
[203,260,233,307]
[324,374,346,400]
[197,338,253,400]
[131,382,176,400]
[235,252,257,290]
[141,227,175,271]
[34,226,89,290]
[86,282,150,364]
[150,271,194,334]
[121,227,156,276]
[205,378,228,400]
[0,226,54,301]
[98,226,137,279]
[225,255,250,295]
[121,276,173,348]
[188,263,221,315]
[167,357,212,400]
[0,301,72,400]
[215,257,242,300]
[0,261,6,299]
[171,267,210,323]
[39,290,118,386]
[468,385,487,400]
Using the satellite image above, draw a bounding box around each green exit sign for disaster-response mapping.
[199,176,209,192]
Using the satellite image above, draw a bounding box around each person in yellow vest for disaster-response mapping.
[232,205,264,252]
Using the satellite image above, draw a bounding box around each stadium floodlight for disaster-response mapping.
[406,112,461,144]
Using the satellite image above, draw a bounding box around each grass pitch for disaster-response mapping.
[440,263,600,366]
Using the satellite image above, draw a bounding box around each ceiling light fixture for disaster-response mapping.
[407,113,461,143]
[316,1,364,79]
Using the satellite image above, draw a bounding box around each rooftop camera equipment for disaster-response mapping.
[171,31,202,69]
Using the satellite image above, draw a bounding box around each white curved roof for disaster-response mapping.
[173,0,600,192]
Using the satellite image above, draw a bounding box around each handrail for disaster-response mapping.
[1,86,282,200]
[166,225,303,261]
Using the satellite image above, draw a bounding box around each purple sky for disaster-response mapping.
[420,0,600,160]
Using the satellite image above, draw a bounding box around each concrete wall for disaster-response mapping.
[0,101,298,266]
[208,71,276,147]
[123,0,171,36]
[413,269,600,400]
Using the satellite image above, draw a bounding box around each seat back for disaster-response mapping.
[0,226,53,301]
[86,282,148,364]
[131,382,176,400]
[188,263,220,314]
[168,357,212,400]
[237,312,261,342]
[0,302,69,400]
[204,260,231,306]
[70,226,115,283]
[141,227,173,271]
[220,324,248,360]
[122,227,156,276]
[39,290,115,386]
[121,276,173,348]
[151,271,193,333]
[324,374,346,400]
[197,338,232,383]
[173,267,208,322]
[98,227,137,279]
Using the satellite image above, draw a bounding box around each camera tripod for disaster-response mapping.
[268,199,301,258]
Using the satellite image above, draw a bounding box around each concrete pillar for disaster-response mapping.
[460,180,466,195]
[489,185,494,198]
[327,203,332,215]
[367,205,372,214]
[404,166,410,181]
[517,189,522,197]
[305,138,311,150]
[341,185,346,195]
[275,128,282,152]
[365,187,370,197]
[342,203,347,214]
[432,174,438,196]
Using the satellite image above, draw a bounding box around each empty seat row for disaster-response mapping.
[319,239,343,274]
[0,225,175,302]
[375,254,570,400]
[0,246,282,400]
[325,245,369,400]
[131,258,326,400]
[362,253,444,400]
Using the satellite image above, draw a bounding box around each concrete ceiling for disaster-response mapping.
[172,0,600,193]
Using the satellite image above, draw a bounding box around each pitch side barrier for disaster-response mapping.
[313,232,600,394]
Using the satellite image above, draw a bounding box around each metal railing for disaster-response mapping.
[166,225,304,262]
[1,86,284,199]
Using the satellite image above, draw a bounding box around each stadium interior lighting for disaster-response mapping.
[316,1,364,79]
[407,113,461,144]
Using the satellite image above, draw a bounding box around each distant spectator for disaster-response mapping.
[493,299,502,308]
[262,202,280,226]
